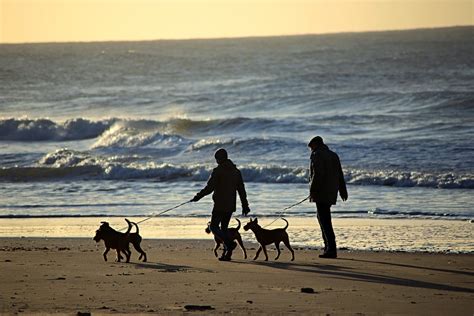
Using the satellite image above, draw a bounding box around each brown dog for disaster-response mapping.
[243,218,295,261]
[116,221,147,262]
[93,219,132,262]
[205,218,247,259]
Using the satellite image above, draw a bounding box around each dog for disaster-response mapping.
[243,218,295,261]
[93,219,132,262]
[117,221,147,262]
[205,218,247,259]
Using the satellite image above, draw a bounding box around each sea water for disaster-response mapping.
[1,27,473,251]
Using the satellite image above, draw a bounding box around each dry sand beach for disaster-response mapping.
[1,237,473,315]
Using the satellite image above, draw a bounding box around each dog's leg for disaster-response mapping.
[236,236,247,259]
[253,246,262,260]
[132,242,147,262]
[116,250,122,262]
[125,248,131,263]
[274,242,281,260]
[213,242,220,257]
[262,245,269,261]
[283,237,295,261]
[103,247,110,262]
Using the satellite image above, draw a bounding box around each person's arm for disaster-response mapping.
[309,152,324,200]
[191,169,217,202]
[237,170,250,215]
[337,156,348,201]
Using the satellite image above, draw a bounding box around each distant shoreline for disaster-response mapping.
[1,25,472,45]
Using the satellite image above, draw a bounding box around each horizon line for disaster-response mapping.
[1,25,472,45]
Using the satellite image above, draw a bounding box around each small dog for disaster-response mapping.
[93,219,132,262]
[205,218,247,259]
[117,221,147,262]
[243,218,295,261]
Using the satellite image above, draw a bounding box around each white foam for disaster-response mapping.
[32,149,474,189]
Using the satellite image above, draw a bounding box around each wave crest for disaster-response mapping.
[91,122,189,149]
[2,150,473,189]
[0,118,112,141]
[0,116,300,142]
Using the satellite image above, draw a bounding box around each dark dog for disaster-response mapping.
[93,219,132,262]
[117,221,147,262]
[243,218,295,261]
[205,218,247,259]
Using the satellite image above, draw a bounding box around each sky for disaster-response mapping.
[1,0,473,43]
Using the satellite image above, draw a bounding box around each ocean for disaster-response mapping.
[1,27,473,251]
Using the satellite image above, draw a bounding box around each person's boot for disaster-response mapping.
[219,241,237,261]
[319,248,337,258]
[218,249,227,261]
[219,249,233,261]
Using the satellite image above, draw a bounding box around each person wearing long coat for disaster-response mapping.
[308,136,348,258]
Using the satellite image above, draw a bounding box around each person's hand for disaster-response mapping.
[242,205,250,216]
[309,192,316,203]
[340,191,348,201]
[190,195,200,202]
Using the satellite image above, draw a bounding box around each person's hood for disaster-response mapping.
[313,144,329,152]
[218,158,236,169]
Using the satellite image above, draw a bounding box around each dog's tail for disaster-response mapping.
[124,218,132,235]
[131,221,140,234]
[235,218,241,230]
[281,218,289,230]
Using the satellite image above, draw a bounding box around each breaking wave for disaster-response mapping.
[0,148,472,189]
[0,116,299,142]
[91,123,191,150]
[188,137,300,155]
[0,118,113,141]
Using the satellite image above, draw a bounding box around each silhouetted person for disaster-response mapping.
[191,148,250,261]
[308,136,348,258]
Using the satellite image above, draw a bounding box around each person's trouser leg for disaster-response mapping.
[316,206,328,252]
[219,212,232,243]
[210,211,233,248]
[316,202,336,253]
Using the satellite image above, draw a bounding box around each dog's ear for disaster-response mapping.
[254,218,258,223]
[100,221,109,226]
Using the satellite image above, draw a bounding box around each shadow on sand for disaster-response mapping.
[338,257,474,277]
[245,260,474,294]
[132,262,213,273]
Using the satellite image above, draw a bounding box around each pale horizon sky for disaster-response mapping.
[1,0,473,44]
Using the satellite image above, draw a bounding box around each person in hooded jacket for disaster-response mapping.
[308,136,348,258]
[191,148,250,261]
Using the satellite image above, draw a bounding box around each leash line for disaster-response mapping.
[116,196,308,231]
[262,196,309,228]
[118,200,191,231]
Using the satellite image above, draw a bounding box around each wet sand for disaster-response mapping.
[1,217,472,253]
[1,238,473,315]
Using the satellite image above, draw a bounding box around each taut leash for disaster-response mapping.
[262,196,309,228]
[118,200,191,232]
